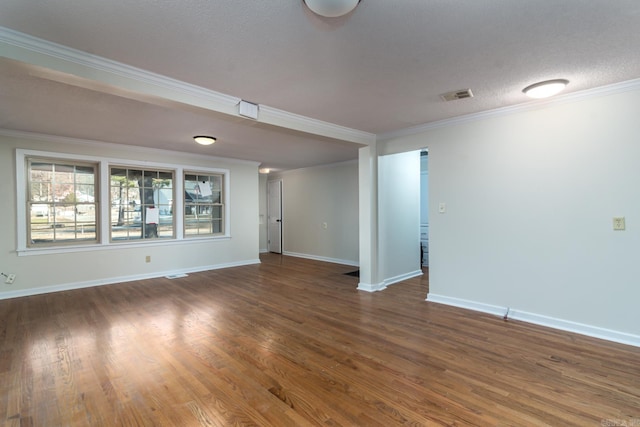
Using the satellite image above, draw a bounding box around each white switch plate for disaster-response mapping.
[613,217,626,230]
[438,202,446,213]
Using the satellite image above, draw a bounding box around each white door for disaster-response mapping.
[267,180,282,253]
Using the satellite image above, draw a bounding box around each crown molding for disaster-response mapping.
[0,26,370,144]
[269,158,358,176]
[260,105,375,146]
[0,26,240,108]
[378,77,640,141]
[9,24,635,147]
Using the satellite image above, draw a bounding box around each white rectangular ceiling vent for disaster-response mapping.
[238,100,259,120]
[440,89,474,102]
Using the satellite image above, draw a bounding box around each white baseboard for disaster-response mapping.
[282,251,359,267]
[427,294,506,316]
[384,269,423,287]
[358,270,423,293]
[426,293,640,348]
[358,281,387,292]
[0,259,261,301]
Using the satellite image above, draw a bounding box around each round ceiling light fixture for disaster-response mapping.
[193,135,217,146]
[303,0,361,18]
[523,79,569,99]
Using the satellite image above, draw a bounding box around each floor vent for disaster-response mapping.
[440,89,474,101]
[165,273,188,279]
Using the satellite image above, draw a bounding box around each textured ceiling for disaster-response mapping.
[1,1,640,170]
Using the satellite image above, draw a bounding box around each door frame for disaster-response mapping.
[267,179,283,254]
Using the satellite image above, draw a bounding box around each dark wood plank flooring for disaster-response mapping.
[1,254,638,426]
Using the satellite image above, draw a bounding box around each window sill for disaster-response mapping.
[17,235,232,256]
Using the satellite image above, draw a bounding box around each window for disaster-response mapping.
[27,158,98,246]
[110,167,175,241]
[18,149,230,254]
[184,172,224,236]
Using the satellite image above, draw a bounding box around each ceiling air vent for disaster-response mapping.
[440,89,474,102]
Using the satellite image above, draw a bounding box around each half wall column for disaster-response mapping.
[358,144,383,291]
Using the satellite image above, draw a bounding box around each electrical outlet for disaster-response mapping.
[613,217,626,231]
[5,274,15,285]
[322,222,328,229]
[145,255,151,263]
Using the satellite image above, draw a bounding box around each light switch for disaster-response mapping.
[439,202,446,213]
[613,217,626,231]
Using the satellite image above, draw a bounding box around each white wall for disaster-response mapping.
[378,151,422,284]
[0,133,260,298]
[271,161,359,265]
[380,87,640,344]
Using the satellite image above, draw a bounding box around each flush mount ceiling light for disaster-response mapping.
[303,0,361,18]
[523,79,569,99]
[193,135,216,146]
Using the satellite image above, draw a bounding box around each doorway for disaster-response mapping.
[420,150,429,267]
[267,179,283,253]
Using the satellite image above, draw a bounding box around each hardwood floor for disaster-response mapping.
[1,254,638,426]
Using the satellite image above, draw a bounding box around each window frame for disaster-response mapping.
[16,149,231,256]
[109,166,176,243]
[183,171,225,238]
[25,156,100,248]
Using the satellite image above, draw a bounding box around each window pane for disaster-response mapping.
[158,222,173,237]
[140,190,154,206]
[76,184,94,200]
[211,175,222,191]
[185,213,212,236]
[111,168,127,183]
[30,204,50,219]
[55,164,75,174]
[157,171,172,181]
[30,182,52,202]
[76,165,95,178]
[30,224,53,243]
[30,162,53,175]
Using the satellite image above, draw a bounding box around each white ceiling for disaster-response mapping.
[1,1,640,170]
